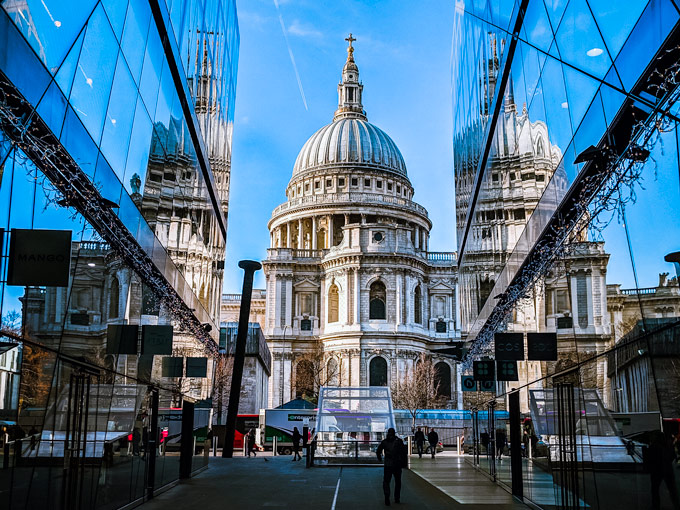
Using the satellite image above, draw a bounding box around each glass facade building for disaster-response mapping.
[453,0,680,508]
[0,0,238,508]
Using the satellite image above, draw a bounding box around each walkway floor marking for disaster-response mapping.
[331,467,342,510]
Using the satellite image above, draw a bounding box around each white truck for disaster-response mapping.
[264,408,317,455]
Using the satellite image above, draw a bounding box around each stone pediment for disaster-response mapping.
[429,280,454,292]
[293,278,320,291]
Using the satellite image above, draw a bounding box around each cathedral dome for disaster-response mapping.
[292,118,407,177]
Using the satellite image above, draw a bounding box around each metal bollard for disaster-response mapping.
[407,436,412,469]
[273,436,277,456]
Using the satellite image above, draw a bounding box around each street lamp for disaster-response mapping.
[664,251,680,281]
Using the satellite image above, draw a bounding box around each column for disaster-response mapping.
[286,222,291,248]
[312,216,317,250]
[396,272,403,325]
[354,269,360,324]
[328,215,334,248]
[415,226,420,249]
[297,219,303,249]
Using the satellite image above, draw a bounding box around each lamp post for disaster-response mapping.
[222,260,261,458]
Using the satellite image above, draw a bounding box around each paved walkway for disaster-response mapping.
[409,453,527,508]
[139,452,529,509]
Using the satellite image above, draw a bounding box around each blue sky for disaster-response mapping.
[222,0,457,292]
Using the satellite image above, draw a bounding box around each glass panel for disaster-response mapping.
[2,0,97,73]
[100,54,138,180]
[120,0,151,84]
[68,4,118,144]
[554,0,613,80]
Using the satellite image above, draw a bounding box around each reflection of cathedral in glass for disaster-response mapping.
[457,70,568,333]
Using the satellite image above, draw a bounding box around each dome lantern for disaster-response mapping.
[334,33,366,122]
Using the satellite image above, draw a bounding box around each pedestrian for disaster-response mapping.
[132,428,141,456]
[427,428,439,458]
[646,430,680,510]
[496,428,507,460]
[414,426,425,458]
[480,430,490,454]
[377,427,407,506]
[522,429,530,458]
[292,426,302,461]
[247,428,257,457]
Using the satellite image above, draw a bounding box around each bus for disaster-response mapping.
[264,409,317,455]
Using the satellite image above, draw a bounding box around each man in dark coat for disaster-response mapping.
[414,427,425,458]
[427,428,439,459]
[377,428,407,506]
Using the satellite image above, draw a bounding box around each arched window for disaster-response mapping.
[369,281,386,320]
[328,285,339,323]
[327,358,339,386]
[369,356,388,386]
[435,362,452,400]
[109,277,120,319]
[536,137,545,157]
[414,285,422,324]
[296,360,315,398]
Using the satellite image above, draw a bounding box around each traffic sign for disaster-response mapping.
[461,376,477,392]
[496,360,519,381]
[473,360,495,382]
[494,333,524,361]
[479,380,495,392]
[527,332,558,361]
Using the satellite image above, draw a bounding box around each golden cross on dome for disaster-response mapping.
[345,33,356,56]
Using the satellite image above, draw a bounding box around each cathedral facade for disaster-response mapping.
[262,38,460,408]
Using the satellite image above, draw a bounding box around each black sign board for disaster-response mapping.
[479,380,495,392]
[496,360,519,381]
[473,360,495,382]
[436,320,447,333]
[494,332,524,361]
[461,375,477,392]
[186,357,208,378]
[301,319,312,331]
[527,332,558,361]
[162,357,184,377]
[7,229,71,286]
[142,325,173,355]
[107,325,139,355]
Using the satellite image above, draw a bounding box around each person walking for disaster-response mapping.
[646,430,680,510]
[414,427,425,458]
[427,428,439,459]
[247,428,257,457]
[377,428,407,506]
[496,428,507,461]
[292,427,302,461]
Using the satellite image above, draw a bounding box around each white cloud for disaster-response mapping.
[287,20,323,38]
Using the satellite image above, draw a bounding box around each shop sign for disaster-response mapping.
[7,229,71,286]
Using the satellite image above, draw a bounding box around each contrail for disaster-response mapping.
[273,0,308,111]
